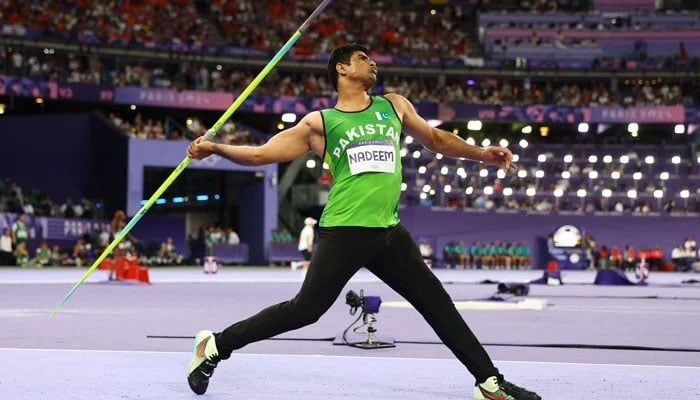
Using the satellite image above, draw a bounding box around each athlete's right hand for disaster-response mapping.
[187,137,216,160]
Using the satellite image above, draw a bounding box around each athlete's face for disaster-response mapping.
[347,51,377,86]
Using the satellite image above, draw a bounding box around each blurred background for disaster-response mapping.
[0,0,698,272]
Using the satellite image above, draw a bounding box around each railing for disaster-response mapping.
[211,243,249,264]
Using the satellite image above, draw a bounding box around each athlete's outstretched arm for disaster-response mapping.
[385,93,512,170]
[187,112,324,166]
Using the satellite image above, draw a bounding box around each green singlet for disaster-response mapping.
[319,96,402,228]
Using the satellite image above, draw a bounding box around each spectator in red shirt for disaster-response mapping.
[648,245,664,270]
[622,245,636,271]
[597,245,610,269]
[609,245,622,269]
[637,246,650,268]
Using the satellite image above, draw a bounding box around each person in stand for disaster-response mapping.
[185,44,540,400]
[292,217,316,271]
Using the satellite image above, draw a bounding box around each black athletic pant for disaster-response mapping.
[216,224,501,383]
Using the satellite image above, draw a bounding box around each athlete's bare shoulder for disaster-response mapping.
[298,110,325,133]
[382,93,410,118]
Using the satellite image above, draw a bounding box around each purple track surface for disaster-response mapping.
[1,267,699,399]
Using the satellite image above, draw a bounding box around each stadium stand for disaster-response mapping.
[1,0,698,268]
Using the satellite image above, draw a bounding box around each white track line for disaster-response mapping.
[0,348,697,369]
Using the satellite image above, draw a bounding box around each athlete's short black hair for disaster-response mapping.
[327,43,369,91]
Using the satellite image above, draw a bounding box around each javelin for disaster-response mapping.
[50,0,335,316]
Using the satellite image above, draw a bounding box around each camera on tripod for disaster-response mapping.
[341,289,395,349]
[345,289,381,315]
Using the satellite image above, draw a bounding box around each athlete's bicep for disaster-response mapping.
[256,112,323,163]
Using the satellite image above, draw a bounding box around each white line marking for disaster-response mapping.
[0,348,697,369]
[0,278,383,285]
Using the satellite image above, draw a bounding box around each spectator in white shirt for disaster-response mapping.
[671,244,688,271]
[684,236,696,255]
[226,228,240,245]
[22,197,34,215]
[293,218,316,271]
[0,228,14,265]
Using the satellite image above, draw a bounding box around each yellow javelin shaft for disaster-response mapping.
[50,0,335,316]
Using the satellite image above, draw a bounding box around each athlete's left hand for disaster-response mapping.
[480,146,513,171]
[187,136,216,160]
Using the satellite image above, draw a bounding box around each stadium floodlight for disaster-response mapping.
[562,171,571,179]
[418,166,427,174]
[627,189,637,199]
[563,154,573,163]
[503,187,513,196]
[405,136,414,144]
[660,171,669,180]
[603,155,613,164]
[653,189,664,210]
[602,189,612,198]
[484,186,494,195]
[412,150,421,159]
[467,120,483,131]
[519,139,529,148]
[588,155,598,163]
[578,123,589,133]
[51,0,337,316]
[645,155,655,164]
[674,124,685,134]
[281,113,297,123]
